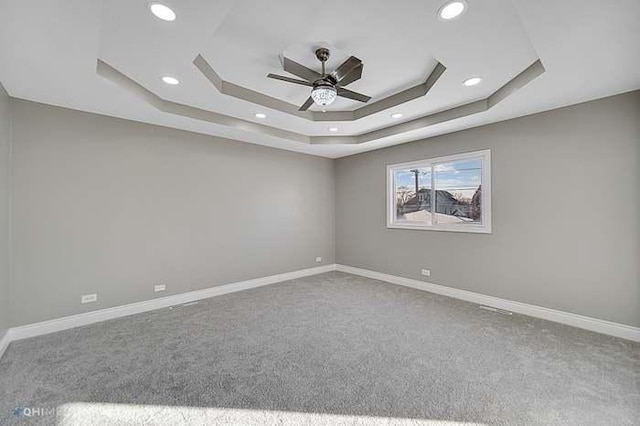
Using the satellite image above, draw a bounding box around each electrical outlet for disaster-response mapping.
[154,284,166,293]
[316,257,322,262]
[81,294,98,304]
[421,269,431,277]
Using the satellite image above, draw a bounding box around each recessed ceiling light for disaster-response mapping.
[161,76,179,85]
[438,1,467,20]
[328,127,339,132]
[255,113,267,119]
[391,113,403,119]
[149,2,176,21]
[463,77,482,86]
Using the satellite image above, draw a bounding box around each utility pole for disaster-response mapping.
[410,169,420,201]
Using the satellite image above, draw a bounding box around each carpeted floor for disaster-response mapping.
[0,272,638,425]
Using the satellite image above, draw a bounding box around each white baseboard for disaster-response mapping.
[4,264,337,350]
[3,262,637,361]
[335,264,640,342]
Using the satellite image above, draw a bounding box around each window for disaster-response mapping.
[387,150,491,233]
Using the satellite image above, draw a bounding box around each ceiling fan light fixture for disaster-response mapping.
[311,83,337,107]
[438,1,466,20]
[149,2,176,21]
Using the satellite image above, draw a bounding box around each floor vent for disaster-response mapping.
[479,305,513,315]
[168,301,199,310]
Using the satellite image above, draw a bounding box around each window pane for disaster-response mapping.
[434,159,482,225]
[394,167,432,225]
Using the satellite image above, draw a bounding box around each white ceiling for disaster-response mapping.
[0,0,638,158]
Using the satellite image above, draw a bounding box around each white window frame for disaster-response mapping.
[386,149,492,234]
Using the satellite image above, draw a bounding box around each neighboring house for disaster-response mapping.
[399,188,474,218]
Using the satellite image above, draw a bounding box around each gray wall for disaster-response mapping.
[0,84,10,338]
[6,91,640,328]
[10,100,335,326]
[336,91,640,327]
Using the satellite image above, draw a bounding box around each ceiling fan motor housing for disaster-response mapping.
[315,48,338,86]
[311,48,338,106]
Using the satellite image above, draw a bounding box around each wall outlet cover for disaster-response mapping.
[81,294,98,304]
[316,257,322,262]
[154,284,167,293]
[421,269,431,277]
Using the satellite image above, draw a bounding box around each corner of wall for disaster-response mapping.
[6,92,14,330]
[0,81,11,334]
[332,158,338,264]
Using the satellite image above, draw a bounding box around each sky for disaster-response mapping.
[395,159,482,197]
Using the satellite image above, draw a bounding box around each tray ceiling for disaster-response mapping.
[0,0,638,157]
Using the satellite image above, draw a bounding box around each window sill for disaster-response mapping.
[387,223,492,234]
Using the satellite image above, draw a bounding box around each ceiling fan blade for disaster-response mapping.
[330,56,362,84]
[267,73,313,86]
[283,57,321,82]
[337,87,371,103]
[336,64,363,87]
[298,96,315,111]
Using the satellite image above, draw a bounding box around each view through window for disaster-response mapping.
[387,150,491,233]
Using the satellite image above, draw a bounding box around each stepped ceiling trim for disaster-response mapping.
[97,58,545,146]
[194,54,446,122]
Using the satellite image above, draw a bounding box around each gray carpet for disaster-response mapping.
[0,272,638,425]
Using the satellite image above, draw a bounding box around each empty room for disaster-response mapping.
[0,0,638,424]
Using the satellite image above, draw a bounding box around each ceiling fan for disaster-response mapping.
[267,48,371,111]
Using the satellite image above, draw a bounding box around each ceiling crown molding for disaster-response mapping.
[96,59,310,144]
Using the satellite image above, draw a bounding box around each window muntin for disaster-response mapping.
[387,150,491,233]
